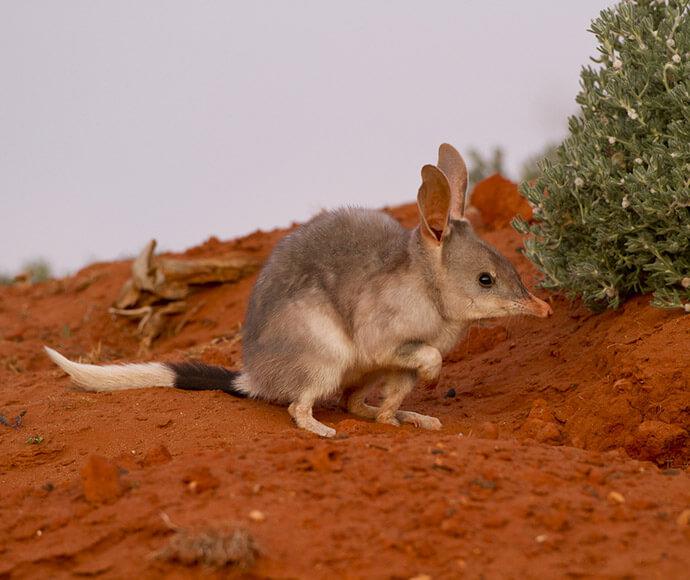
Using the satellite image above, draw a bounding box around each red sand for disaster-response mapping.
[1,176,688,579]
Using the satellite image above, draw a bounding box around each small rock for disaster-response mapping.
[582,485,599,499]
[444,388,456,398]
[80,455,125,504]
[470,477,496,491]
[676,509,690,527]
[475,421,499,440]
[182,466,220,493]
[519,418,561,443]
[527,398,556,422]
[142,444,173,467]
[626,421,688,461]
[607,491,625,505]
[248,510,266,523]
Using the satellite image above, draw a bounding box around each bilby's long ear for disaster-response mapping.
[417,164,452,244]
[437,143,468,219]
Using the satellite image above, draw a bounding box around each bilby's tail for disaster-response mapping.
[44,346,246,397]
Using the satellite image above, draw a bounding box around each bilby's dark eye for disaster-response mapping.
[478,273,494,288]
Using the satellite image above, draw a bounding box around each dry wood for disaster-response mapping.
[110,239,262,346]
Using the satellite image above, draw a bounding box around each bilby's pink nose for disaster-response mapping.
[527,294,553,318]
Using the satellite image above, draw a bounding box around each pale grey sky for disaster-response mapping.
[1,0,613,276]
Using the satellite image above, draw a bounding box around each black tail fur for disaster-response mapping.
[166,361,246,397]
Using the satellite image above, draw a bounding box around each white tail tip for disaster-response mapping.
[44,346,175,392]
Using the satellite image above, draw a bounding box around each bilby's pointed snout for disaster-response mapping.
[525,293,553,318]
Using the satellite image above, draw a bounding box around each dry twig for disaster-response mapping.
[110,239,261,346]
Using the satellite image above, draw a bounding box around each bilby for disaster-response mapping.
[45,144,552,437]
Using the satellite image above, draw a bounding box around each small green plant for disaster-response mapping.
[520,143,560,182]
[22,259,53,283]
[466,146,506,185]
[25,435,45,447]
[0,259,54,285]
[515,0,690,312]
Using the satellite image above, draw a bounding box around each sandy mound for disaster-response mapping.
[1,176,688,579]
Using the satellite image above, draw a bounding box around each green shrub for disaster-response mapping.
[466,147,506,185]
[519,143,560,183]
[514,0,690,313]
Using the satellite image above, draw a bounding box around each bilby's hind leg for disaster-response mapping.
[376,371,442,431]
[288,395,336,438]
[342,371,442,431]
[340,375,384,420]
[375,370,415,426]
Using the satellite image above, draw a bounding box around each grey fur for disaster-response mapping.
[233,144,552,436]
[45,144,551,438]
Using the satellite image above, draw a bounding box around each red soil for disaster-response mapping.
[1,176,688,579]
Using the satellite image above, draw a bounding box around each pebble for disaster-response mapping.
[80,455,125,504]
[607,491,625,504]
[181,466,220,493]
[470,477,496,491]
[249,510,266,523]
[142,444,173,467]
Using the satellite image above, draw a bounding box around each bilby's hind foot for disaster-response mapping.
[395,410,442,430]
[376,410,442,430]
[376,412,401,427]
[288,401,336,438]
